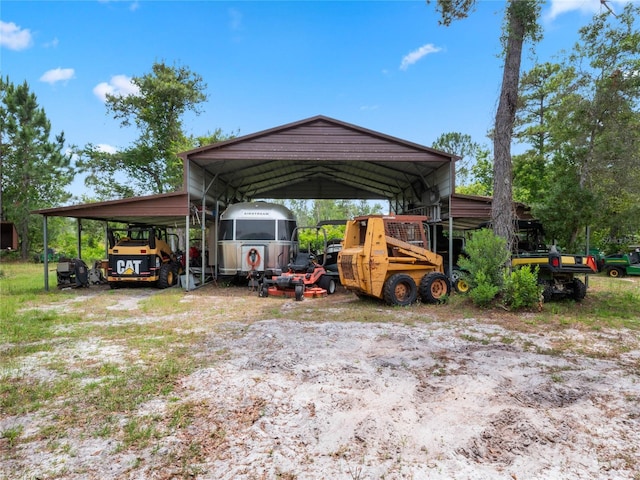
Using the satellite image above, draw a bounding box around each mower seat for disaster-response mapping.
[289,252,313,273]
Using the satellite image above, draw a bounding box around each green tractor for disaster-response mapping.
[603,247,640,278]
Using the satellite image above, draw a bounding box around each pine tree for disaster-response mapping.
[0,77,73,259]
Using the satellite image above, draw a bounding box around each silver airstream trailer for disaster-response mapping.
[217,201,298,282]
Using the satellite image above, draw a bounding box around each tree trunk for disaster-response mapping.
[492,0,527,251]
[19,216,29,260]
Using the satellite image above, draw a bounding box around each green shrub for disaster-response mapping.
[468,272,501,307]
[502,266,543,310]
[458,229,510,289]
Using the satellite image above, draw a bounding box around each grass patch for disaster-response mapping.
[82,349,199,415]
[0,262,210,449]
[120,416,160,449]
[1,375,76,415]
[1,424,24,447]
[459,333,489,344]
[139,289,193,315]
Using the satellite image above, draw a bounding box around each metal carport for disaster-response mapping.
[36,115,508,290]
[34,192,193,290]
[181,116,457,215]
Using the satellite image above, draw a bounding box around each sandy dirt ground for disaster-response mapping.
[2,285,640,480]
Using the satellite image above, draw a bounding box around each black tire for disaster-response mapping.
[383,274,418,306]
[158,262,174,289]
[419,272,451,304]
[607,267,623,278]
[318,275,337,294]
[294,284,304,301]
[572,278,587,301]
[171,262,182,286]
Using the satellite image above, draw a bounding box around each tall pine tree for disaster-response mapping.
[428,0,542,249]
[0,77,73,259]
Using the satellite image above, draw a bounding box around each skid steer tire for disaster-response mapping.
[383,274,417,306]
[158,263,174,289]
[419,272,451,304]
[572,278,587,301]
[171,262,181,286]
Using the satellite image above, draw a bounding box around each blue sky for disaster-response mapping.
[0,0,632,197]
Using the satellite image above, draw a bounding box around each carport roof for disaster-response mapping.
[33,191,190,227]
[35,116,467,226]
[181,115,459,202]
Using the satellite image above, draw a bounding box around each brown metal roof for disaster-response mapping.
[181,115,459,203]
[36,116,489,228]
[33,191,190,227]
[447,193,534,230]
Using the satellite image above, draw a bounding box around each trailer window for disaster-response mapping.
[236,220,276,240]
[277,220,297,241]
[219,220,234,241]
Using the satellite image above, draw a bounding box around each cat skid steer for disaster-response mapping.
[107,225,183,289]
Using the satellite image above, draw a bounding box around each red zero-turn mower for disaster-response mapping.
[259,226,337,301]
[260,251,336,300]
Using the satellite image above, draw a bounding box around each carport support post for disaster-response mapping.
[77,218,82,260]
[185,214,191,290]
[104,222,109,259]
[448,217,454,280]
[585,226,590,288]
[201,201,206,286]
[214,200,220,280]
[43,215,49,291]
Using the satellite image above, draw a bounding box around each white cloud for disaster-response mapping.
[97,0,140,9]
[40,67,75,84]
[0,21,33,50]
[44,37,59,48]
[93,75,140,102]
[546,0,598,20]
[546,0,631,20]
[96,144,117,154]
[400,43,442,71]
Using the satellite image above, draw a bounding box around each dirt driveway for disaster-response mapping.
[2,283,640,479]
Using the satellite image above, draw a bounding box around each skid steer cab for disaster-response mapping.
[338,215,451,306]
[107,225,183,289]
